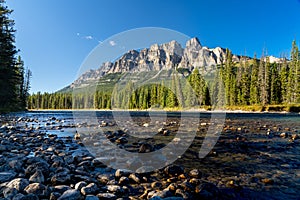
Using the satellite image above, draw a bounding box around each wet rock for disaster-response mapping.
[74,132,81,140]
[81,183,99,195]
[6,178,29,192]
[12,193,25,200]
[129,173,140,184]
[167,183,177,192]
[189,169,202,178]
[96,193,116,200]
[0,171,16,183]
[115,137,128,144]
[0,145,8,152]
[261,178,274,185]
[85,195,99,200]
[164,165,184,177]
[163,130,170,136]
[97,175,109,185]
[3,187,18,199]
[64,155,75,165]
[25,161,49,176]
[75,181,87,191]
[280,132,287,138]
[50,192,61,200]
[53,185,71,194]
[57,189,82,200]
[225,180,237,188]
[29,170,44,183]
[189,178,201,186]
[139,143,153,153]
[143,123,149,127]
[167,177,178,183]
[148,189,172,199]
[118,176,129,185]
[92,158,106,168]
[175,189,190,199]
[195,182,219,198]
[8,159,24,172]
[106,185,124,195]
[51,172,71,185]
[24,183,50,197]
[291,134,298,141]
[115,169,132,178]
[158,128,165,134]
[180,180,194,191]
[136,166,155,174]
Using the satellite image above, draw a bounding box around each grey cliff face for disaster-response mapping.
[71,38,237,88]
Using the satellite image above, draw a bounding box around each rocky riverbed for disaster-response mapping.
[0,111,299,199]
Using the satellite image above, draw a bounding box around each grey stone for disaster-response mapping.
[3,187,18,199]
[53,185,71,194]
[57,189,82,200]
[6,178,29,192]
[189,169,202,178]
[80,183,98,195]
[164,165,184,177]
[75,181,87,191]
[29,170,44,183]
[85,195,99,200]
[51,172,71,185]
[24,183,49,197]
[0,171,16,183]
[115,169,132,178]
[96,193,116,200]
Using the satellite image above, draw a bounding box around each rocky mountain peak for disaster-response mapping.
[186,37,202,51]
[70,38,266,88]
[160,40,184,57]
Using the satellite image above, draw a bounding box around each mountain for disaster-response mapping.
[69,37,279,89]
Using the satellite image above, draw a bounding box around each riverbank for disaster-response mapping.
[0,112,299,199]
[0,115,241,199]
[27,104,300,114]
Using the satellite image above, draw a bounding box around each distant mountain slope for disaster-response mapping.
[68,37,283,90]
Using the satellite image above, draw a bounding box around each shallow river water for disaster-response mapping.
[2,110,300,199]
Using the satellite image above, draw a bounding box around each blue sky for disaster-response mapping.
[7,0,300,93]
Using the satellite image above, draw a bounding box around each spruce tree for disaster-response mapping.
[0,0,30,112]
[280,59,289,103]
[0,0,19,111]
[250,55,260,105]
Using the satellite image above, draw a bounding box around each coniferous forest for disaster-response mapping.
[28,43,300,112]
[0,0,31,113]
[1,0,299,112]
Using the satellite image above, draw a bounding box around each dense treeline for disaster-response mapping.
[28,41,300,110]
[0,0,31,112]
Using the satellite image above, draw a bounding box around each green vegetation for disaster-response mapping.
[0,0,31,113]
[28,40,300,112]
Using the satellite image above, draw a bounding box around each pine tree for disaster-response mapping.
[0,1,30,112]
[239,60,251,105]
[250,55,260,104]
[0,0,19,111]
[270,63,281,104]
[290,40,300,103]
[286,41,299,103]
[224,49,236,106]
[258,52,270,105]
[279,59,288,103]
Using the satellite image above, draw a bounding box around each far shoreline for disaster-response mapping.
[27,107,300,114]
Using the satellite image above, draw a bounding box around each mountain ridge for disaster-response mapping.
[70,37,282,89]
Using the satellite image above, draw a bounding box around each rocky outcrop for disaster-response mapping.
[70,38,251,88]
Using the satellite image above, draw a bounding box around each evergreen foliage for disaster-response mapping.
[0,0,31,112]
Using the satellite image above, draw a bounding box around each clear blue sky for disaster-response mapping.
[7,0,300,93]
